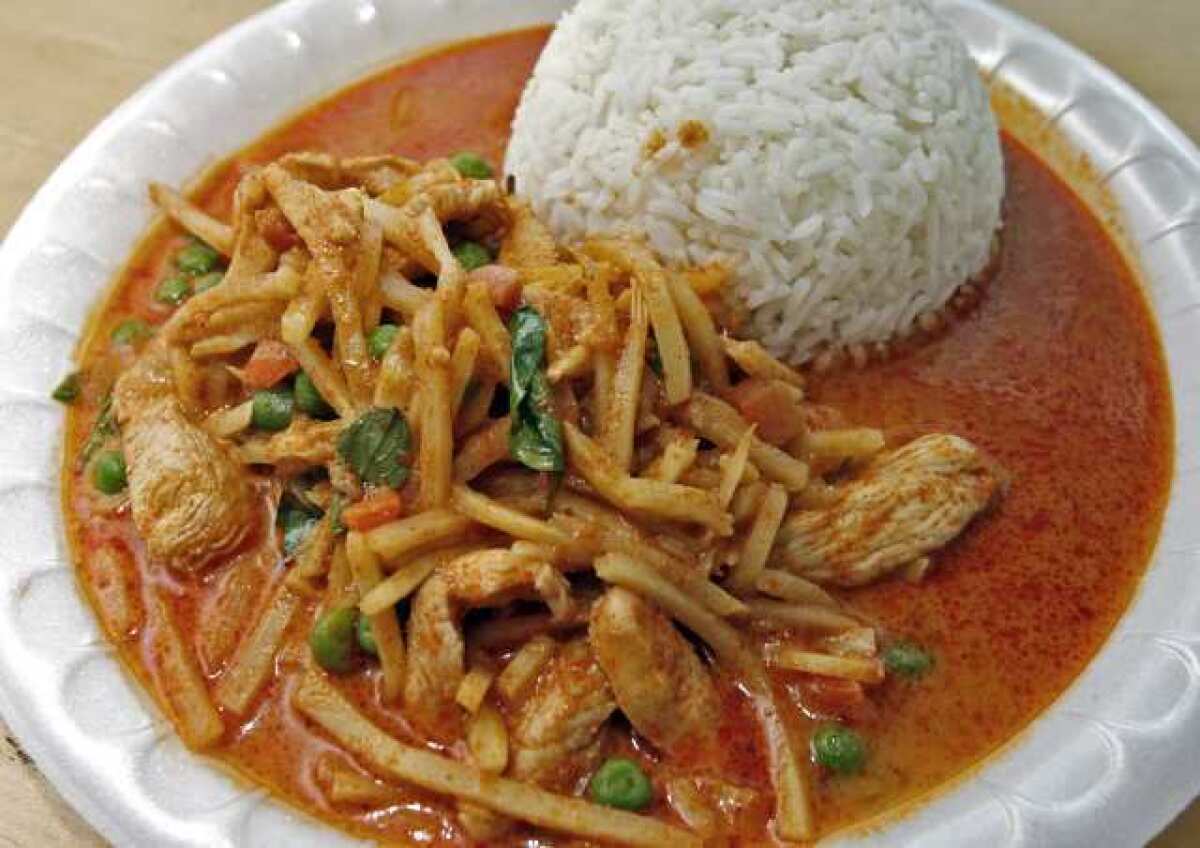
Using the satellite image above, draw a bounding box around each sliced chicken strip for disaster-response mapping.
[509,639,616,792]
[262,163,374,404]
[777,433,1000,586]
[275,151,421,195]
[590,587,721,761]
[404,549,572,740]
[235,418,343,467]
[114,345,256,572]
[367,178,503,287]
[404,179,503,227]
[382,159,461,209]
[262,163,360,248]
[161,172,285,348]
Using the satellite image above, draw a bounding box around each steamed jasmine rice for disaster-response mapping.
[506,0,1005,364]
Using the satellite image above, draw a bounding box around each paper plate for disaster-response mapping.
[0,1,1196,845]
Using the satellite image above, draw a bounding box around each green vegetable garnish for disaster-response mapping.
[356,613,378,657]
[92,450,127,495]
[588,758,653,811]
[453,240,492,272]
[328,493,347,535]
[251,387,294,432]
[79,392,117,466]
[647,340,664,377]
[309,606,358,674]
[507,306,564,473]
[193,271,224,293]
[110,319,151,346]
[812,723,867,775]
[294,371,334,419]
[883,642,934,679]
[155,274,191,306]
[368,323,399,360]
[176,240,222,275]
[337,407,411,488]
[449,151,493,179]
[52,372,82,404]
[277,497,320,555]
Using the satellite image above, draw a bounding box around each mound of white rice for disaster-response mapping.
[506,0,1004,364]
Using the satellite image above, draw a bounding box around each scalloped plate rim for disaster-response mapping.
[0,1,1197,846]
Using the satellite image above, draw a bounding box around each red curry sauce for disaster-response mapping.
[63,26,1173,845]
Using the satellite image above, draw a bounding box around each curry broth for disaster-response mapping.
[62,26,1172,845]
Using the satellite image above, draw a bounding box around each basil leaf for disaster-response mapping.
[511,370,564,472]
[508,306,545,412]
[278,499,320,555]
[52,371,83,404]
[337,408,411,488]
[507,306,564,473]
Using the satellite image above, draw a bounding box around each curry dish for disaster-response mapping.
[58,28,1172,845]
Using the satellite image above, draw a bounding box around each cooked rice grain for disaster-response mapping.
[506,0,1004,364]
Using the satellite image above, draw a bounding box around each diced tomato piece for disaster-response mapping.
[797,675,866,719]
[241,340,300,389]
[725,378,804,446]
[469,264,522,311]
[399,478,422,513]
[341,488,405,532]
[256,207,302,253]
[802,403,846,432]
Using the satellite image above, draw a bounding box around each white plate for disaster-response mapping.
[0,1,1197,845]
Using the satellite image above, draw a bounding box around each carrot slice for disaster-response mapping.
[469,265,522,312]
[797,675,866,719]
[726,378,804,446]
[242,339,300,389]
[256,207,302,253]
[342,489,405,532]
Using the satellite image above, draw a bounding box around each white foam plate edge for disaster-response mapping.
[0,1,1197,845]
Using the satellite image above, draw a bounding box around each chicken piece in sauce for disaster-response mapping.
[113,345,256,572]
[404,550,573,740]
[509,638,616,791]
[590,587,721,761]
[777,433,1000,586]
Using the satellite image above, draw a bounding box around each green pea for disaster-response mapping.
[587,758,653,811]
[294,372,334,419]
[193,271,224,293]
[883,642,934,679]
[251,387,294,432]
[368,324,400,361]
[812,723,866,775]
[52,372,82,404]
[356,613,378,657]
[449,151,493,180]
[111,319,151,346]
[309,606,359,674]
[176,241,222,275]
[453,241,492,272]
[155,274,191,306]
[92,450,127,495]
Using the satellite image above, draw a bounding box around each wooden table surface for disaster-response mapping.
[0,0,1197,844]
